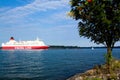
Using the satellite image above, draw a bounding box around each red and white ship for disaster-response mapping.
[1,37,49,50]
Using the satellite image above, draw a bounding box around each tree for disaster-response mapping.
[69,0,120,67]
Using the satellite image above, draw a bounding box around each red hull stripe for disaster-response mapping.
[2,46,49,50]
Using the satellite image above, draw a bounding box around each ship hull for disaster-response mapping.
[2,46,49,50]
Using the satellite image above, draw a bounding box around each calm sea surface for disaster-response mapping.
[0,48,120,80]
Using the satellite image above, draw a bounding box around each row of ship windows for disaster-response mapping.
[7,43,43,45]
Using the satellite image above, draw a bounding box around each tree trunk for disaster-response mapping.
[106,46,112,73]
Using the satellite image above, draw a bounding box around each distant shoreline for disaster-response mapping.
[49,46,120,49]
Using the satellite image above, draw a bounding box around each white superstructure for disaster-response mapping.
[1,37,49,50]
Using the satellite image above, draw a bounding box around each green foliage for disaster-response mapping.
[69,0,120,72]
[69,0,120,48]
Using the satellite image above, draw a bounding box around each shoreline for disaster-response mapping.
[67,69,94,80]
[67,68,120,80]
[67,60,120,80]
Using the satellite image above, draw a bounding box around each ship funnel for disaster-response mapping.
[10,37,14,40]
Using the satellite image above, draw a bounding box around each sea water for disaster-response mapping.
[0,48,119,80]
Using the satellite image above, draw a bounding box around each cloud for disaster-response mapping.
[0,7,11,13]
[0,0,81,46]
[0,0,69,24]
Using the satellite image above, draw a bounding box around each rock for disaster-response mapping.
[84,69,96,75]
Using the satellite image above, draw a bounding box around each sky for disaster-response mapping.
[0,0,119,47]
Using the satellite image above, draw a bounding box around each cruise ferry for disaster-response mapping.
[1,37,49,50]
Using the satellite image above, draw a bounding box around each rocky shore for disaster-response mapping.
[67,59,120,80]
